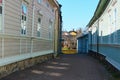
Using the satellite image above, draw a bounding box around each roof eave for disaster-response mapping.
[87,0,110,27]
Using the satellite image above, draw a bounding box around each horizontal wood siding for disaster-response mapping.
[33,0,55,39]
[0,0,58,67]
[33,39,53,52]
[4,38,20,57]
[4,0,21,35]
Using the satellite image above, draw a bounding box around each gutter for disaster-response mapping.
[87,0,110,27]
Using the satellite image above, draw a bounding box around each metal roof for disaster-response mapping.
[87,0,110,27]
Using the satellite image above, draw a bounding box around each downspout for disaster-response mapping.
[54,7,58,57]
[88,30,92,51]
[31,0,35,55]
[32,0,35,37]
[97,18,99,56]
[90,30,92,50]
[59,5,62,54]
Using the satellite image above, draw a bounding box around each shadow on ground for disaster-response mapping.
[1,54,114,80]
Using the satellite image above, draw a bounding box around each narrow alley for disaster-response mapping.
[0,0,120,80]
[1,54,114,80]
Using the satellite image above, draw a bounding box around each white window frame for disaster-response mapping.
[37,17,41,37]
[21,3,28,35]
[0,0,3,32]
[38,0,41,4]
[49,20,53,39]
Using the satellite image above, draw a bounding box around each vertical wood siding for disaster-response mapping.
[89,0,120,70]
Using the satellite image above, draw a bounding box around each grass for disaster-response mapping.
[62,47,77,54]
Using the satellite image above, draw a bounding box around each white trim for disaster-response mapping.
[0,50,54,67]
[26,39,27,53]
[2,37,4,58]
[20,39,21,55]
[2,0,4,33]
[106,57,120,71]
[0,33,52,41]
[32,0,35,37]
[21,2,28,35]
[53,0,59,7]
[31,50,53,58]
[31,39,33,54]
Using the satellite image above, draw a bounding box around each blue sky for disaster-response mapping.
[57,0,99,31]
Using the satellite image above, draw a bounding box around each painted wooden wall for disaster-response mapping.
[88,0,120,70]
[0,0,58,66]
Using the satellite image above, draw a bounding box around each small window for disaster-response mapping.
[37,18,41,37]
[0,0,2,31]
[0,6,2,14]
[52,9,54,12]
[46,2,49,7]
[21,4,27,35]
[38,0,41,4]
[49,21,53,39]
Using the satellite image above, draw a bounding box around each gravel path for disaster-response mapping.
[1,54,114,80]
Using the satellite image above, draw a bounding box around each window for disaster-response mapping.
[46,2,49,7]
[21,4,27,35]
[37,18,41,37]
[49,21,53,39]
[0,0,2,31]
[38,0,41,4]
[52,9,54,12]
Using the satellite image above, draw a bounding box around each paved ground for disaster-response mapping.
[1,54,114,80]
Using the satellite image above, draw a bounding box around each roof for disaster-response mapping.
[48,0,60,8]
[87,0,110,27]
[69,29,77,36]
[77,33,88,39]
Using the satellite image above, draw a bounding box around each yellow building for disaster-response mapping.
[62,30,77,54]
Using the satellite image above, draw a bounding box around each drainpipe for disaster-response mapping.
[59,4,62,54]
[90,31,92,50]
[32,0,35,37]
[31,0,35,55]
[96,18,99,57]
[88,29,92,51]
[54,7,59,57]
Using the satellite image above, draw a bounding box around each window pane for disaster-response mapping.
[0,6,2,31]
[22,15,24,20]
[38,18,41,23]
[0,0,2,4]
[0,6,2,14]
[0,15,2,31]
[21,4,27,35]
[38,0,41,4]
[24,16,26,21]
[22,4,27,15]
[37,31,40,37]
